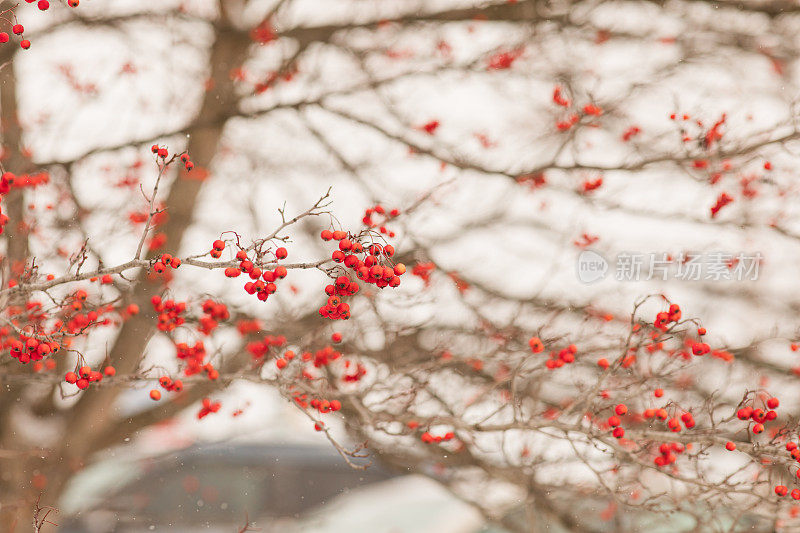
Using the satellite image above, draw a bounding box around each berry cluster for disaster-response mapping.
[421,431,455,444]
[654,304,681,331]
[246,334,287,362]
[486,48,524,70]
[736,397,779,435]
[152,296,186,332]
[550,85,604,131]
[175,341,217,379]
[153,253,181,274]
[197,397,221,419]
[342,360,367,382]
[411,262,434,285]
[0,21,28,49]
[9,336,60,364]
[361,204,399,236]
[319,276,357,320]
[179,153,194,172]
[606,403,628,439]
[309,397,341,414]
[150,144,169,159]
[198,299,229,335]
[543,344,577,370]
[653,442,686,467]
[0,171,49,234]
[65,365,105,390]
[710,192,734,218]
[224,247,289,303]
[274,349,293,369]
[149,376,184,400]
[319,229,406,319]
[640,406,695,433]
[210,239,225,258]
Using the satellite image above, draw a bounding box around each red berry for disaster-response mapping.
[275,247,288,259]
[104,366,116,377]
[149,389,161,401]
[767,397,779,409]
[528,337,544,353]
[615,404,628,416]
[38,0,49,10]
[11,25,22,35]
[331,332,342,343]
[20,40,30,50]
[224,267,241,278]
[725,441,735,451]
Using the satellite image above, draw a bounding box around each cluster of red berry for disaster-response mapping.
[411,262,434,285]
[9,336,59,364]
[654,304,681,331]
[198,299,229,335]
[309,397,341,414]
[551,85,603,131]
[0,22,28,50]
[246,334,287,362]
[223,244,289,303]
[653,442,685,467]
[148,375,184,401]
[606,404,628,439]
[421,431,455,444]
[180,153,194,172]
[152,296,186,332]
[342,360,367,382]
[544,344,577,370]
[175,340,217,379]
[0,171,49,234]
[150,144,169,159]
[361,204,399,236]
[197,397,221,418]
[773,485,800,499]
[65,365,112,390]
[319,229,405,319]
[152,253,181,274]
[736,397,779,435]
[319,276,357,320]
